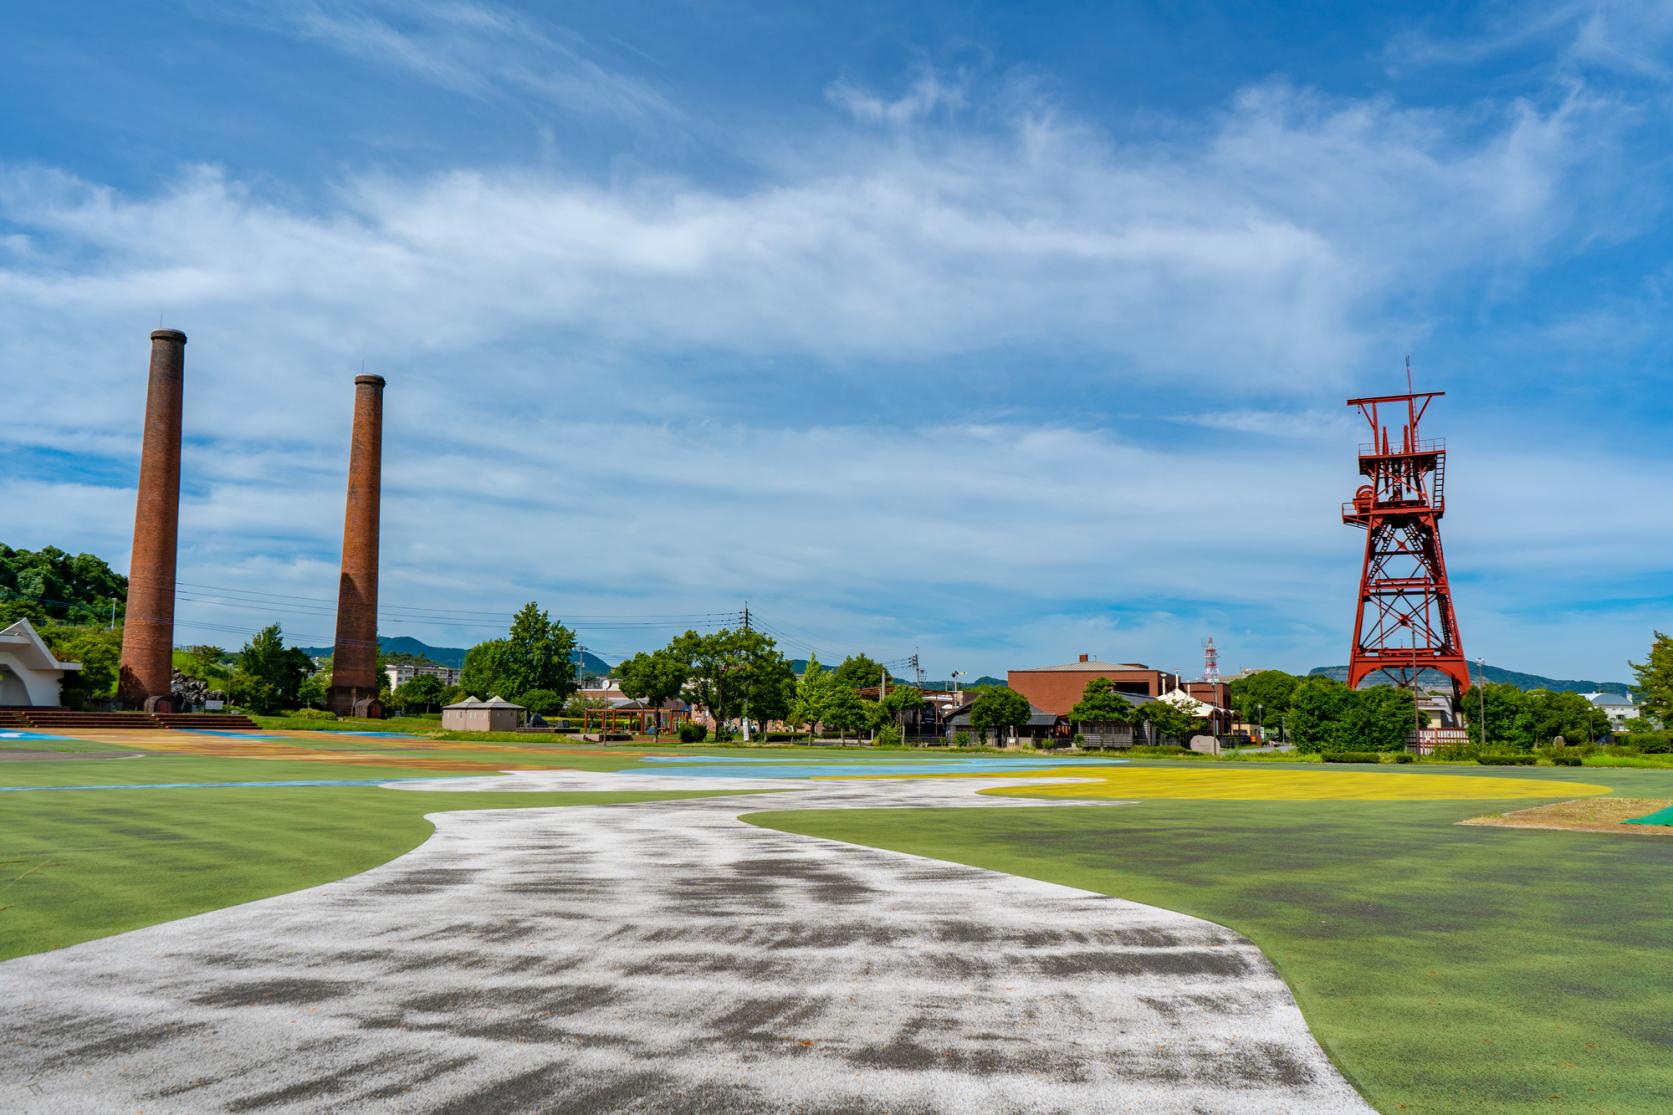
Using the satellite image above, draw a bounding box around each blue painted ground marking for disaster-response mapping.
[632,755,1126,780]
[0,730,74,742]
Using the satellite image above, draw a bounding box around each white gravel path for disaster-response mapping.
[0,770,1372,1113]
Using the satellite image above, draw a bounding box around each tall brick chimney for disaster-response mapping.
[327,374,386,718]
[117,329,187,711]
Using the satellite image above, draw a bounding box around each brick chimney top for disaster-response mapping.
[354,374,386,387]
[1079,653,1089,663]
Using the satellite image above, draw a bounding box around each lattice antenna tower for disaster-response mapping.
[1341,371,1470,700]
[1201,637,1221,684]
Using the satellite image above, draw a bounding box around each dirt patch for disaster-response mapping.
[1460,797,1673,836]
[0,749,144,761]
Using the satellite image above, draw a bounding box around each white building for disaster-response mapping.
[0,619,82,707]
[385,662,464,691]
[1581,692,1639,732]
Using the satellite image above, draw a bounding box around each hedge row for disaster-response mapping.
[1322,751,1384,763]
[1476,753,1538,766]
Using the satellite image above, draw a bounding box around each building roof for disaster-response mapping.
[1015,659,1152,672]
[946,704,1063,729]
[1585,692,1637,708]
[0,619,82,673]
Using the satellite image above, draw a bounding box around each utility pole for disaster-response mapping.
[109,597,117,631]
[1477,656,1487,748]
[741,602,750,632]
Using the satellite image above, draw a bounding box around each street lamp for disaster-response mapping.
[1257,703,1265,744]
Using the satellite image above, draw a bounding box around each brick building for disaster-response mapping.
[1008,655,1185,717]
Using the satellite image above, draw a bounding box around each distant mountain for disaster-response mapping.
[1308,663,1634,697]
[300,636,613,677]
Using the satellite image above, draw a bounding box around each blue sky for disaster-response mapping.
[2,1,1670,681]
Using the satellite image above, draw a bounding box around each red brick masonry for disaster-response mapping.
[327,374,385,717]
[117,329,186,711]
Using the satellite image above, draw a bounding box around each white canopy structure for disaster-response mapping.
[0,619,82,707]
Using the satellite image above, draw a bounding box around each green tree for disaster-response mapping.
[228,624,311,714]
[517,688,563,716]
[1465,682,1529,749]
[822,685,867,743]
[669,627,795,732]
[1288,676,1353,754]
[831,653,887,692]
[616,647,691,735]
[1069,677,1138,725]
[460,639,512,699]
[1629,632,1673,728]
[1139,699,1199,745]
[787,653,837,740]
[458,603,578,701]
[1227,669,1301,734]
[0,544,127,628]
[394,672,446,713]
[501,602,578,699]
[970,687,1032,745]
[880,684,924,742]
[173,645,232,688]
[41,625,122,709]
[297,667,330,710]
[1340,685,1419,752]
[1521,689,1610,747]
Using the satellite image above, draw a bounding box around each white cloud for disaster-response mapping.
[0,67,1659,679]
[0,76,1615,417]
[827,72,969,125]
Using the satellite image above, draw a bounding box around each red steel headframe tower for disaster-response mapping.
[1342,380,1469,700]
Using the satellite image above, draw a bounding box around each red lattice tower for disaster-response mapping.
[1342,383,1469,699]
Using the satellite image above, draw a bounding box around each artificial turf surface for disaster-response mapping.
[750,761,1673,1115]
[0,784,756,962]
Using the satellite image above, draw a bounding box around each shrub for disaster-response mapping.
[517,688,563,716]
[875,725,903,746]
[712,727,736,743]
[1477,753,1537,765]
[1626,731,1673,754]
[953,731,971,748]
[1392,752,1415,763]
[677,723,707,743]
[1322,751,1382,763]
[289,707,337,720]
[1550,754,1583,766]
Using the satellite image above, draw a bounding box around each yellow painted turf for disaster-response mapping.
[848,766,1612,801]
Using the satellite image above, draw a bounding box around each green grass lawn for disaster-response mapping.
[750,762,1673,1115]
[0,784,755,962]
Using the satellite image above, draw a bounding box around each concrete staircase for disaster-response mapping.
[0,708,262,732]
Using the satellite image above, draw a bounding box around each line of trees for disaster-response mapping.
[1224,668,1621,753]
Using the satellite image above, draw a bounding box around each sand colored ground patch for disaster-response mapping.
[15,728,630,774]
[846,765,1613,801]
[1460,796,1673,835]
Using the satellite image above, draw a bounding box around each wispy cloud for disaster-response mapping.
[236,0,675,122]
[1389,0,1673,81]
[827,71,968,126]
